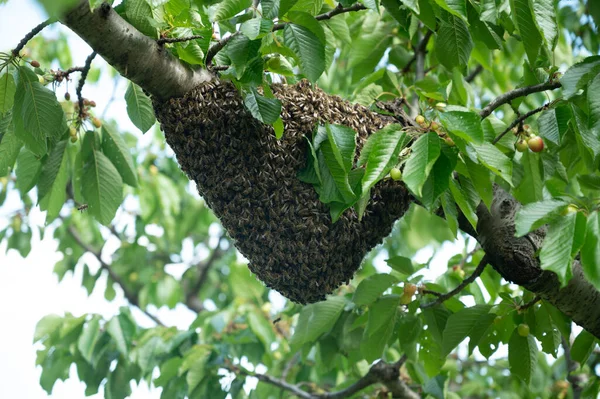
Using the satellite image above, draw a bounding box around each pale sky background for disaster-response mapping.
[0,1,569,398]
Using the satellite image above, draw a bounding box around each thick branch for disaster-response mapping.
[229,356,418,399]
[459,186,600,339]
[60,0,213,99]
[479,81,561,119]
[66,224,165,326]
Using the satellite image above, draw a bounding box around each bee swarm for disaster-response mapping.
[153,80,410,304]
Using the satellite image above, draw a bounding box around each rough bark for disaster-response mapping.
[460,186,600,338]
[61,0,213,100]
[58,1,600,338]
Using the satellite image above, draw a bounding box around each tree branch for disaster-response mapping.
[65,224,165,326]
[465,64,483,83]
[479,81,561,119]
[76,51,96,118]
[272,3,367,31]
[458,185,600,339]
[562,336,583,399]
[421,255,488,309]
[229,356,417,399]
[11,18,55,57]
[157,34,204,45]
[184,235,227,312]
[491,103,549,144]
[60,0,213,99]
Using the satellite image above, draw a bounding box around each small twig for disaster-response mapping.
[491,103,550,144]
[185,235,227,307]
[66,224,165,326]
[518,295,541,312]
[479,81,561,119]
[562,336,583,399]
[401,30,433,75]
[76,51,97,119]
[11,18,55,57]
[205,32,241,67]
[272,3,367,31]
[53,66,86,81]
[157,35,204,45]
[466,64,483,83]
[421,255,489,309]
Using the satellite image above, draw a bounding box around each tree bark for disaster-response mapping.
[61,0,213,100]
[58,1,600,338]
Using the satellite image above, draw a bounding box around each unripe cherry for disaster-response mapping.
[30,60,40,68]
[518,323,530,337]
[92,117,102,128]
[390,167,402,181]
[515,139,528,152]
[415,115,426,125]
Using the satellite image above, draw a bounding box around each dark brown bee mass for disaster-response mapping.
[153,79,411,304]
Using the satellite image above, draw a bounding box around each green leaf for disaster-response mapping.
[0,127,22,177]
[588,74,600,140]
[247,309,276,350]
[449,177,478,230]
[403,132,441,197]
[539,211,580,284]
[125,0,157,36]
[78,316,101,364]
[514,151,543,204]
[107,313,136,356]
[433,0,467,19]
[463,157,493,209]
[537,106,570,145]
[508,328,538,385]
[284,23,325,82]
[571,330,597,365]
[532,0,557,52]
[125,83,156,134]
[320,125,357,203]
[0,73,16,114]
[15,148,42,195]
[434,15,473,71]
[38,140,70,222]
[514,199,567,236]
[442,305,495,356]
[81,144,123,225]
[421,144,459,208]
[581,212,600,290]
[34,314,63,342]
[180,345,211,394]
[288,11,326,44]
[359,124,407,193]
[361,298,398,362]
[386,256,414,275]
[290,296,346,349]
[102,125,138,187]
[13,67,67,156]
[353,274,399,306]
[244,87,282,125]
[439,111,483,144]
[240,18,274,40]
[560,56,600,99]
[510,0,543,65]
[472,142,513,185]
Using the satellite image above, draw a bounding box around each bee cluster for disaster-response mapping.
[153,80,411,304]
